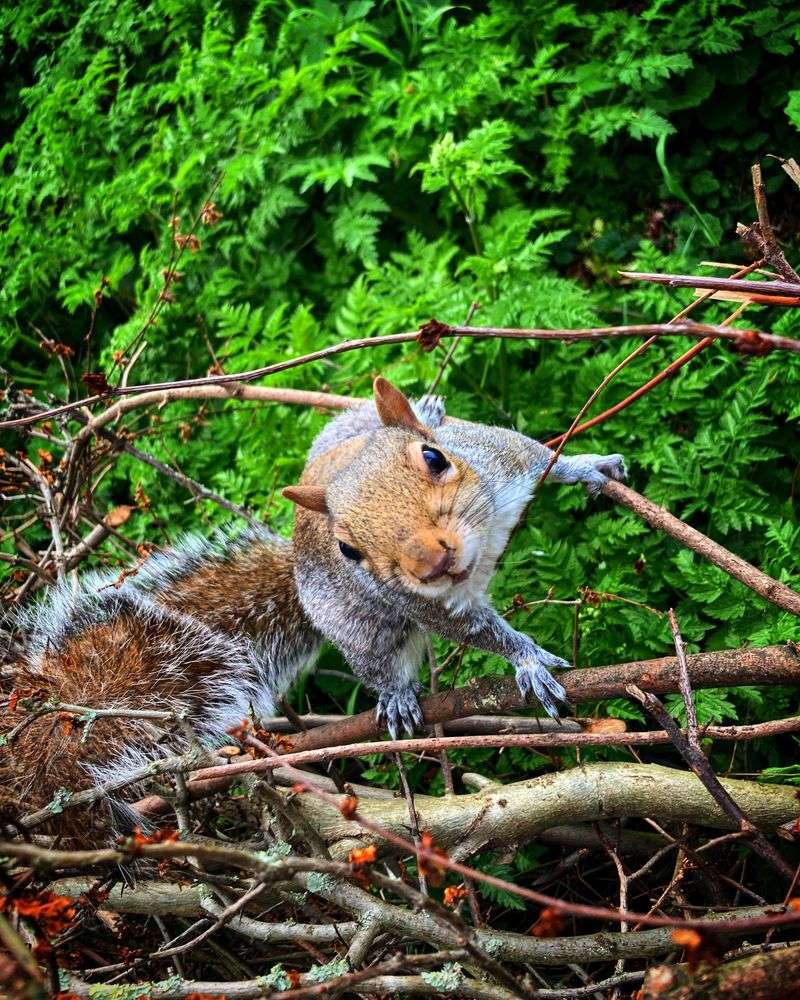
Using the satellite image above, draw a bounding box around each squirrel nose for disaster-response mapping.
[419,539,454,582]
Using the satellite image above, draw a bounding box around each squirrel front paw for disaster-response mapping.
[516,647,570,719]
[376,684,424,740]
[581,453,628,496]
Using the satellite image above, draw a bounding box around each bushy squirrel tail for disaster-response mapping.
[2,571,270,840]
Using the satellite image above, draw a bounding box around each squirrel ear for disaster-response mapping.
[373,376,430,436]
[282,484,329,514]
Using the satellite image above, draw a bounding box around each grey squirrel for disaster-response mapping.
[2,377,626,835]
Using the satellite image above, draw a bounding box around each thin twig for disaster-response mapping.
[626,684,793,881]
[155,713,800,785]
[394,752,427,895]
[4,320,798,431]
[669,609,698,749]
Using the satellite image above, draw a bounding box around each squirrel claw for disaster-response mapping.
[516,651,570,720]
[584,454,627,496]
[377,685,424,740]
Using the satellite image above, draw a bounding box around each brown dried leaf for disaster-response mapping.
[529,906,566,938]
[417,317,450,351]
[582,718,627,735]
[104,505,133,528]
[81,370,113,395]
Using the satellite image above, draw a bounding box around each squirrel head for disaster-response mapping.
[283,377,492,600]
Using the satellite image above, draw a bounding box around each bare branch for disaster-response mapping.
[3,320,799,431]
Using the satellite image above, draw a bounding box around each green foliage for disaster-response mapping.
[2,0,800,790]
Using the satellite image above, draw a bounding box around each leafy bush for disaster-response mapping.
[2,0,800,757]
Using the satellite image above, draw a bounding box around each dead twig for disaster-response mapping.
[626,684,794,881]
[735,163,800,284]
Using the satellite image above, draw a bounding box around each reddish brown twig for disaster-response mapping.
[135,714,800,788]
[4,321,799,431]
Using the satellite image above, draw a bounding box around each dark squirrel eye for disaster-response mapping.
[421,445,449,474]
[338,539,362,561]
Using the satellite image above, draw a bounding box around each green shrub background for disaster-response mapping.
[2,1,800,794]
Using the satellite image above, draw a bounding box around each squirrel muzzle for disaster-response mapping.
[402,527,465,584]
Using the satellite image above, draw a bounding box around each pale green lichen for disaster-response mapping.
[306,871,336,894]
[481,936,503,956]
[79,709,98,743]
[257,965,292,991]
[86,976,180,1000]
[307,959,349,983]
[46,787,72,815]
[421,963,464,991]
[154,975,183,997]
[256,840,292,865]
[87,984,152,1000]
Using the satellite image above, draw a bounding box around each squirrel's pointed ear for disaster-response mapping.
[373,376,429,436]
[282,484,329,514]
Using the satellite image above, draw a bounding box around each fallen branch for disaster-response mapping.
[282,762,800,862]
[46,876,787,969]
[7,765,800,934]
